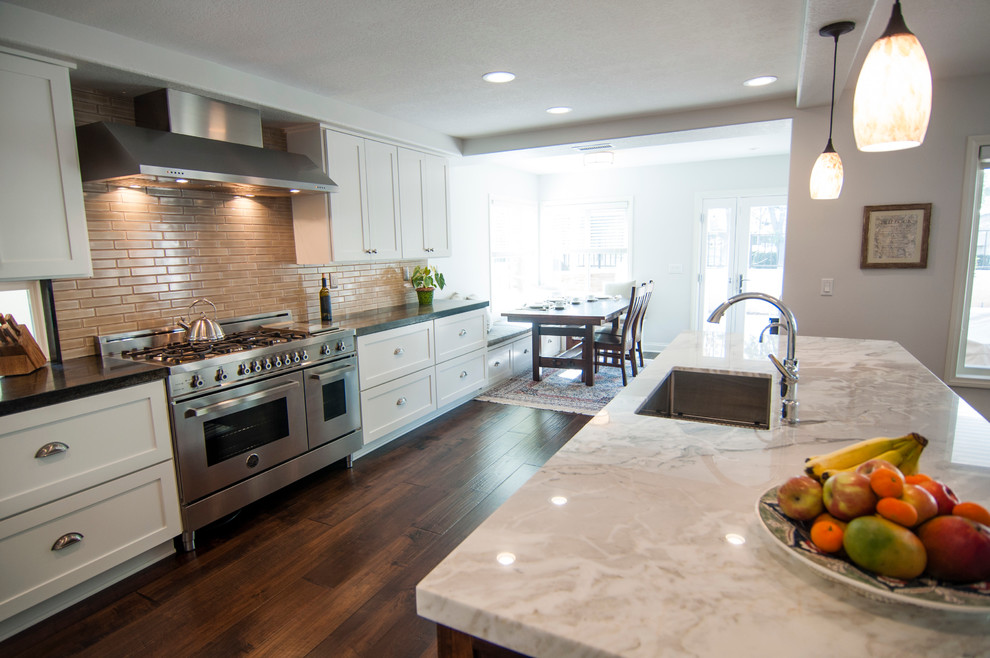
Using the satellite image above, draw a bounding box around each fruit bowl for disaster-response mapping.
[757,486,990,611]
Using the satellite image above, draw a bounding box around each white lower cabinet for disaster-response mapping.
[0,462,179,621]
[510,336,533,376]
[0,379,181,640]
[486,344,513,385]
[437,349,486,408]
[360,367,436,444]
[356,308,487,448]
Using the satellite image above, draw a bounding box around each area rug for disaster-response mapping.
[476,361,651,415]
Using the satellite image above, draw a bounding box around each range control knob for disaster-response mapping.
[239,363,251,376]
[301,350,309,361]
[321,343,332,356]
[190,374,204,388]
[336,341,347,352]
[274,356,283,368]
[292,352,301,363]
[263,358,273,370]
[216,368,228,382]
[252,361,262,373]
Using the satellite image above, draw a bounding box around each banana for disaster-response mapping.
[897,441,924,476]
[804,433,927,482]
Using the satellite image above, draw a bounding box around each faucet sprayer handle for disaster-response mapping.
[768,353,799,383]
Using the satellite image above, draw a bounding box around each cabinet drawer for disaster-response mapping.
[510,336,533,376]
[434,310,487,363]
[359,368,436,444]
[0,461,180,620]
[486,344,513,385]
[357,322,434,390]
[0,381,172,520]
[437,349,486,408]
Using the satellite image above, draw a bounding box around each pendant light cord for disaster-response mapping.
[827,32,838,144]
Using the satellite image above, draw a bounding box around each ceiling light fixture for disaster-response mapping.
[810,21,855,200]
[482,71,516,83]
[546,106,572,115]
[853,0,932,151]
[743,75,778,87]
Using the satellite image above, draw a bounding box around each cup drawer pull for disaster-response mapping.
[35,442,69,458]
[51,532,84,551]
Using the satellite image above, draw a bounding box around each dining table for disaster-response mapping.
[502,296,630,386]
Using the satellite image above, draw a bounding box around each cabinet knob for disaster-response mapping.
[458,329,467,337]
[523,349,529,354]
[396,396,407,406]
[51,532,84,551]
[460,370,468,378]
[493,361,501,367]
[35,442,69,458]
[394,347,404,356]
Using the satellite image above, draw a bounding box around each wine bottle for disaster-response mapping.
[319,274,332,322]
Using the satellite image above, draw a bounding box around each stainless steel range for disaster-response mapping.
[97,310,362,551]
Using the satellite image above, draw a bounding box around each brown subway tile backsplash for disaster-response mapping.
[55,88,425,359]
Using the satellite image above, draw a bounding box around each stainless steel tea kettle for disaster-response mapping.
[177,299,225,341]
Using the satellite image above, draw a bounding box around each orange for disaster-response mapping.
[810,516,845,553]
[952,501,990,527]
[876,497,919,527]
[904,473,932,485]
[869,467,905,498]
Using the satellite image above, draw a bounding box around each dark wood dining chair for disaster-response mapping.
[593,285,646,385]
[633,280,654,367]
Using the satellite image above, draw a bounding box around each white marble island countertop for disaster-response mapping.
[416,331,990,657]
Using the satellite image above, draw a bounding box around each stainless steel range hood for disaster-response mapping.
[76,89,337,197]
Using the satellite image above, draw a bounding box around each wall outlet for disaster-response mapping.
[820,278,834,296]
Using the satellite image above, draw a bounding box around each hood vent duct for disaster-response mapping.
[76,89,337,197]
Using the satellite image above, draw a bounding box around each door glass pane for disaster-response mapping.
[321,378,348,422]
[740,199,787,339]
[964,163,990,367]
[701,201,733,329]
[204,399,290,465]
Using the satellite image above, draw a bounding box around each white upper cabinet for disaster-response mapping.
[287,126,400,263]
[0,48,91,280]
[399,148,451,258]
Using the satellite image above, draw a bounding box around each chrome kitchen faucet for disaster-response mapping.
[707,292,800,424]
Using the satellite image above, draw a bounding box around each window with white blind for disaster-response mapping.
[0,280,50,357]
[539,199,632,293]
[947,137,990,384]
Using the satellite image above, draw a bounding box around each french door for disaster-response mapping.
[697,195,788,336]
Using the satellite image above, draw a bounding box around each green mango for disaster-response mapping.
[842,515,927,580]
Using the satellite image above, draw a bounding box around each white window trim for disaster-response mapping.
[945,134,990,387]
[0,280,50,357]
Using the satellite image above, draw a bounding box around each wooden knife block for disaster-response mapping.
[0,317,48,376]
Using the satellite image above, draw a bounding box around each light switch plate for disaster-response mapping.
[821,278,834,296]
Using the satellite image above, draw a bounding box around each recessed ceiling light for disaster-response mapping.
[743,76,778,87]
[546,106,573,115]
[482,71,515,83]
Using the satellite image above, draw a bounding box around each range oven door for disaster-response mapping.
[304,354,361,449]
[172,371,308,503]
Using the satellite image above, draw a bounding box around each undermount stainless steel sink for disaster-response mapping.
[635,367,774,429]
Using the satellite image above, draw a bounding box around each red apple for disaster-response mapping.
[822,471,877,521]
[777,476,824,521]
[899,483,939,526]
[916,479,960,516]
[918,515,990,583]
[855,458,901,478]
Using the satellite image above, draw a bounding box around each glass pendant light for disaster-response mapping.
[853,0,932,151]
[810,21,855,200]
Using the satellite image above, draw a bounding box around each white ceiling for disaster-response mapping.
[4,0,990,170]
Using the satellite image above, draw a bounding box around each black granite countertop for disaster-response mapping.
[0,357,167,417]
[336,299,489,336]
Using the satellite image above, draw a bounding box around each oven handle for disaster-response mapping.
[184,380,300,418]
[308,360,356,382]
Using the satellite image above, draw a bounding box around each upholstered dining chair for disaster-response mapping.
[603,279,636,298]
[632,280,654,367]
[593,285,646,386]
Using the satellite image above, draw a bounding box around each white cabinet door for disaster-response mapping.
[357,322,434,390]
[437,349,485,408]
[0,49,91,280]
[434,309,486,363]
[359,368,436,444]
[487,343,513,385]
[323,129,369,262]
[510,336,532,376]
[399,148,451,258]
[363,138,401,260]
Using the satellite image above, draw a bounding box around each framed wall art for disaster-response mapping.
[860,203,932,269]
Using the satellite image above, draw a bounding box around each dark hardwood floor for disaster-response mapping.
[1,401,589,658]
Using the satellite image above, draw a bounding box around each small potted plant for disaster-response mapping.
[411,265,445,305]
